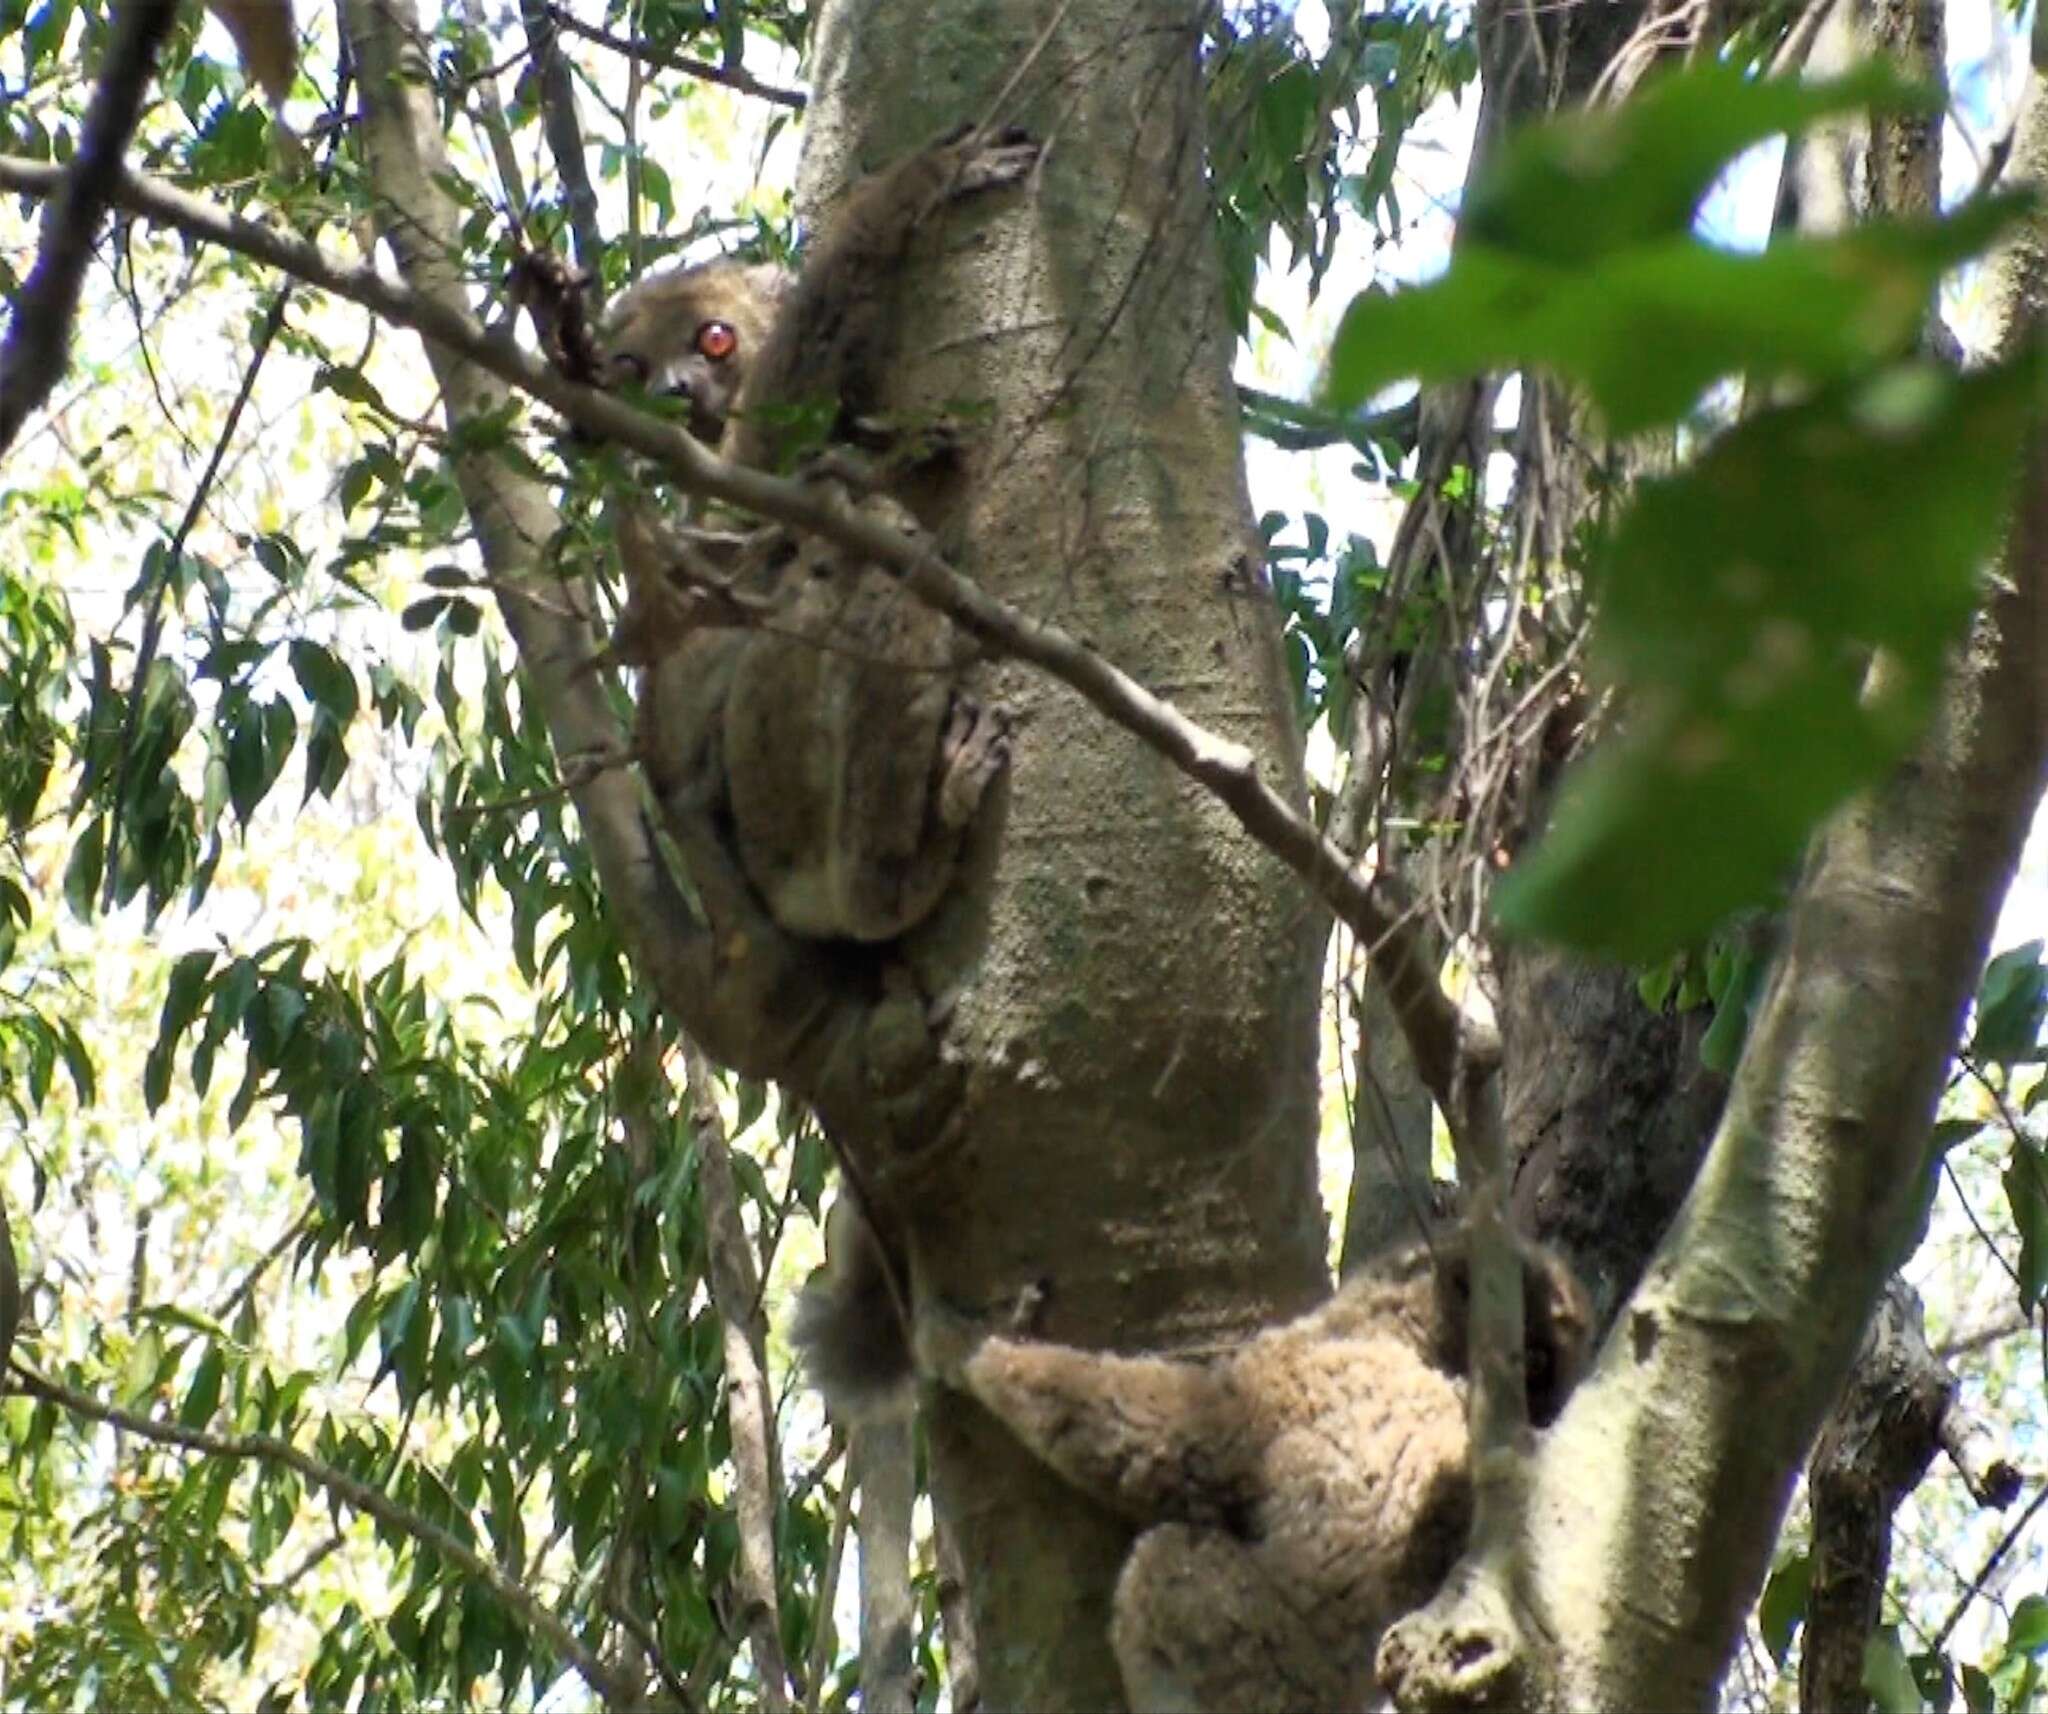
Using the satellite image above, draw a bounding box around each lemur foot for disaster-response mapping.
[936,696,1012,829]
[915,1279,1049,1388]
[936,124,1041,199]
[955,139,1042,198]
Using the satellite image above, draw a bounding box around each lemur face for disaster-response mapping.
[602,259,790,444]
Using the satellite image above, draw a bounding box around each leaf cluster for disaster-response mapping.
[1327,62,2041,958]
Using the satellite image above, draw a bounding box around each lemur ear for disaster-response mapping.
[744,262,794,307]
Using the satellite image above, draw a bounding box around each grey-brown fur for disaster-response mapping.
[920,1229,1591,1712]
[790,1196,912,1419]
[604,131,1036,947]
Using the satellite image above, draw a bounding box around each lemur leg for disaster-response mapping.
[1112,1524,1356,1714]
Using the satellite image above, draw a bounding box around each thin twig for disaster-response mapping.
[1237,385,1420,453]
[805,1473,855,1708]
[675,1035,793,1711]
[458,0,530,215]
[519,0,604,275]
[260,1530,346,1599]
[542,6,805,110]
[604,1592,704,1714]
[96,69,355,913]
[1932,1482,2048,1651]
[210,1207,314,1322]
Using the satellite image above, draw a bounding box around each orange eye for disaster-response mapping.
[696,320,738,362]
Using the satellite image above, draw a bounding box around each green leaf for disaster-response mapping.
[1700,936,1772,1075]
[178,1346,225,1429]
[1759,1549,1809,1666]
[1864,1629,1926,1714]
[226,697,295,826]
[61,817,105,921]
[315,365,393,415]
[338,457,374,516]
[493,1312,533,1369]
[55,1020,95,1106]
[303,715,348,804]
[1901,1117,1981,1260]
[2008,1593,2048,1656]
[250,534,300,583]
[120,1327,166,1408]
[1325,196,2027,433]
[1464,61,1934,262]
[1497,352,2039,959]
[1961,1662,1996,1713]
[1909,1650,1953,1711]
[2004,1145,2048,1313]
[145,950,216,1113]
[383,1128,438,1252]
[1323,63,2019,431]
[1974,940,2048,1065]
[378,1280,422,1393]
[287,640,360,726]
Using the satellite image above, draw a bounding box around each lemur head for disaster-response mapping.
[603,258,791,443]
[1429,1231,1593,1427]
[1331,1227,1592,1428]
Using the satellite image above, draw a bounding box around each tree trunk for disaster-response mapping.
[1801,1283,1954,1714]
[798,3,1328,1704]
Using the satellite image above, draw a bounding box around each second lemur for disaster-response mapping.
[918,1226,1594,1713]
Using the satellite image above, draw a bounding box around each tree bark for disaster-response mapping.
[685,1042,793,1712]
[1799,1281,2016,1714]
[1503,948,1727,1326]
[850,1414,916,1713]
[797,4,1328,1704]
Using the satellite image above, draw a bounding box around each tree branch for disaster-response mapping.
[457,0,529,215]
[677,1039,793,1712]
[0,148,1492,1137]
[1236,384,1417,454]
[541,5,806,110]
[1933,1483,2048,1652]
[1801,1282,1976,1714]
[1384,68,2048,1710]
[518,0,605,275]
[9,1361,656,1711]
[314,0,756,1082]
[1940,1397,2025,1511]
[0,0,181,455]
[849,1412,916,1711]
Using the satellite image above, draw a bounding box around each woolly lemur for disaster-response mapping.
[918,1227,1593,1712]
[602,128,1040,1410]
